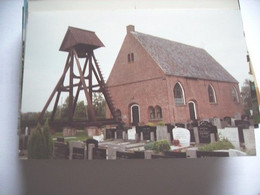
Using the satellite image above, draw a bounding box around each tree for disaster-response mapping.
[241,79,252,115]
[27,120,53,159]
[92,92,106,118]
[42,119,53,158]
[27,124,45,159]
[75,100,87,119]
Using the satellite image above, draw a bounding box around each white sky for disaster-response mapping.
[22,2,249,112]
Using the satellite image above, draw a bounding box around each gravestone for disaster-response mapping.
[224,117,232,126]
[243,127,256,155]
[212,118,222,129]
[186,123,195,143]
[93,133,104,142]
[106,129,116,139]
[234,113,242,120]
[142,127,151,140]
[69,141,85,159]
[198,121,212,143]
[127,127,136,140]
[235,120,250,143]
[166,123,174,141]
[53,142,69,159]
[156,126,168,141]
[218,128,240,149]
[116,130,123,139]
[136,126,153,141]
[172,127,191,147]
[63,127,77,137]
[86,139,98,159]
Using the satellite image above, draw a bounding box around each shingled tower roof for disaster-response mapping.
[131,31,238,83]
[60,26,104,57]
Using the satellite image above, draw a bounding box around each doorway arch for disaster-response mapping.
[130,104,140,126]
[188,101,197,120]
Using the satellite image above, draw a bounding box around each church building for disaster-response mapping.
[106,25,243,126]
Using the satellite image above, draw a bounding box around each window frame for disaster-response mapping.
[173,82,185,105]
[208,84,217,103]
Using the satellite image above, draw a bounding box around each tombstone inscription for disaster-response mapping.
[172,127,191,147]
[198,121,214,143]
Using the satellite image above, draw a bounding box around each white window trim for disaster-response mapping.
[188,101,197,120]
[209,84,217,103]
[174,82,186,105]
[232,86,239,103]
[130,104,140,123]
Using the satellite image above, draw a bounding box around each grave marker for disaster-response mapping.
[172,127,191,147]
[127,127,136,140]
[243,127,256,155]
[156,126,168,141]
[198,122,212,143]
[218,128,240,149]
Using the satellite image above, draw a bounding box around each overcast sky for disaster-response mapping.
[22,2,249,112]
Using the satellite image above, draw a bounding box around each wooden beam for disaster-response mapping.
[68,54,74,122]
[38,51,72,122]
[50,90,61,121]
[73,49,97,122]
[73,56,89,115]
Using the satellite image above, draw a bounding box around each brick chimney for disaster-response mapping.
[127,25,135,33]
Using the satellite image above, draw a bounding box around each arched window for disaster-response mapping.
[208,84,216,103]
[148,106,155,120]
[155,106,162,119]
[174,82,185,105]
[232,86,239,103]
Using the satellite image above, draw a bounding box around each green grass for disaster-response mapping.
[198,139,235,152]
[51,130,89,143]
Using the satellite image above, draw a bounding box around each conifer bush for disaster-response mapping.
[27,120,53,159]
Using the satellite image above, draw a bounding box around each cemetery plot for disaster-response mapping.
[243,128,256,155]
[156,126,168,141]
[198,122,217,143]
[172,127,191,147]
[93,148,107,159]
[106,129,116,139]
[218,128,240,150]
[53,142,69,159]
[127,127,136,140]
[196,151,229,158]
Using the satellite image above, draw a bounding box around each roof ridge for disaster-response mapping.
[132,31,204,51]
[130,30,238,83]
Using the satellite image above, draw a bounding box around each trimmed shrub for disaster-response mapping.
[42,119,53,158]
[27,120,53,159]
[27,124,45,159]
[146,122,155,127]
[154,140,170,153]
[157,121,165,126]
[144,142,155,150]
[198,139,235,152]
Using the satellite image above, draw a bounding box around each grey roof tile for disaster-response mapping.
[132,31,237,83]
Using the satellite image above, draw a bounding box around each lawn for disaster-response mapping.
[52,130,89,143]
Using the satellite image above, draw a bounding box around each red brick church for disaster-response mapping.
[106,25,243,126]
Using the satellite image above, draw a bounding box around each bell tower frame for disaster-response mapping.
[38,27,120,127]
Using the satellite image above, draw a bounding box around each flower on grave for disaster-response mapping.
[172,139,180,146]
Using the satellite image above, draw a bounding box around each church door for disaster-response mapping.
[131,104,140,126]
[188,101,197,120]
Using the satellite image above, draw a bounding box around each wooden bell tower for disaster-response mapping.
[38,26,120,127]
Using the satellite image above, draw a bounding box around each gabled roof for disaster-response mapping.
[131,31,238,83]
[60,26,104,52]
